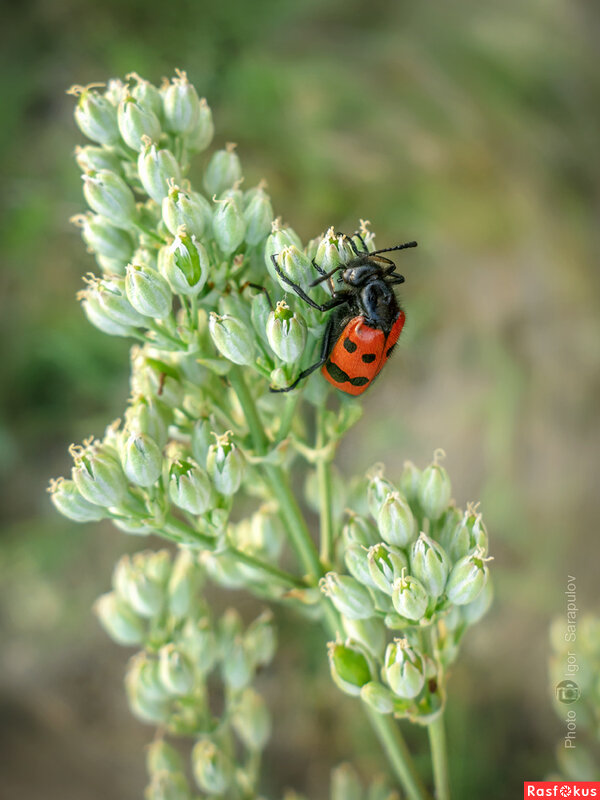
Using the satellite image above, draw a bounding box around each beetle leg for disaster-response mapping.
[269,315,336,393]
[271,254,349,312]
[240,281,274,310]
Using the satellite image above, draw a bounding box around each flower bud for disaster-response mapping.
[113,553,168,617]
[71,441,129,507]
[269,245,313,293]
[125,263,172,319]
[145,770,191,800]
[160,231,208,296]
[315,227,353,274]
[367,543,408,595]
[342,514,380,548]
[181,617,218,674]
[360,681,395,715]
[367,472,397,519]
[399,460,422,504]
[243,186,273,245]
[128,74,162,118]
[146,739,185,776]
[158,644,195,696]
[418,452,452,520]
[244,611,277,667]
[90,276,148,329]
[163,71,200,134]
[162,185,212,239]
[186,98,214,153]
[266,301,307,363]
[410,533,450,599]
[342,615,386,658]
[81,291,139,336]
[75,145,122,175]
[344,542,377,589]
[191,418,212,466]
[461,576,493,625]
[167,550,201,619]
[122,433,163,486]
[250,290,271,344]
[72,86,119,144]
[446,547,490,606]
[48,477,107,522]
[377,491,417,548]
[327,639,373,696]
[331,764,363,800]
[222,636,253,689]
[125,396,171,449]
[94,591,145,645]
[82,170,137,229]
[231,687,271,751]
[212,196,246,255]
[203,143,242,197]
[118,95,161,150]
[169,460,214,514]
[208,313,255,366]
[126,655,171,724]
[319,572,375,620]
[138,142,181,204]
[445,504,488,562]
[206,431,245,495]
[191,739,233,795]
[383,639,426,699]
[392,572,429,621]
[77,214,135,261]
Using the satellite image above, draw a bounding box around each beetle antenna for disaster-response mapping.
[309,264,344,287]
[371,241,418,255]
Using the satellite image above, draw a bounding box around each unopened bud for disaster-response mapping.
[191,418,212,466]
[72,86,119,144]
[231,687,271,751]
[186,98,214,153]
[410,533,450,599]
[169,460,214,514]
[75,145,122,175]
[167,550,201,619]
[163,71,200,134]
[377,491,417,548]
[360,681,395,714]
[243,186,273,245]
[138,142,181,204]
[118,95,161,150]
[266,301,307,363]
[461,576,493,625]
[392,572,429,621]
[146,738,185,776]
[383,639,426,699]
[342,615,386,658]
[162,185,212,239]
[203,144,242,197]
[270,245,312,293]
[122,433,163,486]
[342,514,380,548]
[125,396,171,449]
[344,542,377,589]
[244,611,277,667]
[208,313,255,366]
[446,547,490,606]
[418,451,452,521]
[160,231,208,296]
[191,739,233,795]
[49,477,107,522]
[206,431,244,495]
[319,572,375,620]
[82,170,137,229]
[367,543,408,595]
[78,213,135,261]
[126,654,171,724]
[399,460,422,504]
[71,441,128,507]
[212,196,246,255]
[94,591,145,645]
[158,644,195,696]
[126,263,172,318]
[113,552,168,617]
[129,74,163,118]
[264,222,303,279]
[327,639,373,697]
[145,770,191,800]
[367,471,397,519]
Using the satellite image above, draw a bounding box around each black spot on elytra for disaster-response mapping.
[326,361,370,388]
[362,353,376,363]
[350,376,369,387]
[386,344,396,358]
[343,337,357,353]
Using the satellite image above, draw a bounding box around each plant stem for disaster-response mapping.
[316,406,334,566]
[428,715,450,800]
[366,709,432,800]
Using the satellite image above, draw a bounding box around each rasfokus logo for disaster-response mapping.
[524,783,600,797]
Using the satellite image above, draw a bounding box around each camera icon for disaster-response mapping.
[555,680,580,704]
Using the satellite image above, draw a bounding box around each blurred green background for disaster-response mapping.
[1,0,599,797]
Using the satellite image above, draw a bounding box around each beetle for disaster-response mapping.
[269,232,417,395]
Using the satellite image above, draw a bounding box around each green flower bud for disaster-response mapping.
[146,738,185,776]
[126,655,171,724]
[222,636,253,689]
[331,764,363,800]
[418,451,452,521]
[360,681,395,715]
[129,74,163,119]
[76,213,135,261]
[410,533,450,599]
[264,221,303,277]
[75,145,122,175]
[118,95,161,151]
[327,639,373,697]
[80,291,139,336]
[145,770,191,800]
[461,576,493,625]
[212,196,246,255]
[163,70,200,134]
[344,542,377,589]
[444,504,488,561]
[243,185,273,245]
[91,276,148,329]
[82,170,137,229]
[231,687,271,751]
[208,312,255,366]
[319,572,375,620]
[203,143,242,197]
[72,85,119,144]
[48,477,107,522]
[270,245,313,293]
[169,459,214,514]
[160,231,208,296]
[266,301,307,363]
[436,506,464,560]
[342,514,380,548]
[114,553,167,617]
[158,644,195,696]
[104,78,127,106]
[125,396,171,449]
[138,142,181,204]
[392,572,429,621]
[399,460,422,504]
[71,440,129,507]
[125,263,172,319]
[206,431,245,495]
[446,547,490,605]
[377,491,417,548]
[167,550,200,618]
[367,471,397,519]
[122,433,163,486]
[162,184,212,239]
[191,418,212,466]
[250,290,271,344]
[383,639,426,699]
[181,617,218,675]
[244,611,277,667]
[186,98,214,153]
[315,227,354,273]
[367,543,408,595]
[191,739,233,795]
[342,615,386,658]
[94,591,145,645]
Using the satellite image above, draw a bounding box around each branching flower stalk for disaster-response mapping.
[51,71,494,800]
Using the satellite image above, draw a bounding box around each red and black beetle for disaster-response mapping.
[270,232,417,395]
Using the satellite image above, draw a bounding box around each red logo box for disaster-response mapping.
[524,783,600,798]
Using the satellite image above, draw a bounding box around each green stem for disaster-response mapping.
[366,709,432,800]
[428,715,450,800]
[316,406,334,566]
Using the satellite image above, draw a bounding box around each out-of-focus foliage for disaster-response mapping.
[1,0,598,798]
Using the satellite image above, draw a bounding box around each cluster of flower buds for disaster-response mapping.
[277,763,399,800]
[323,451,493,724]
[96,548,275,797]
[548,613,600,781]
